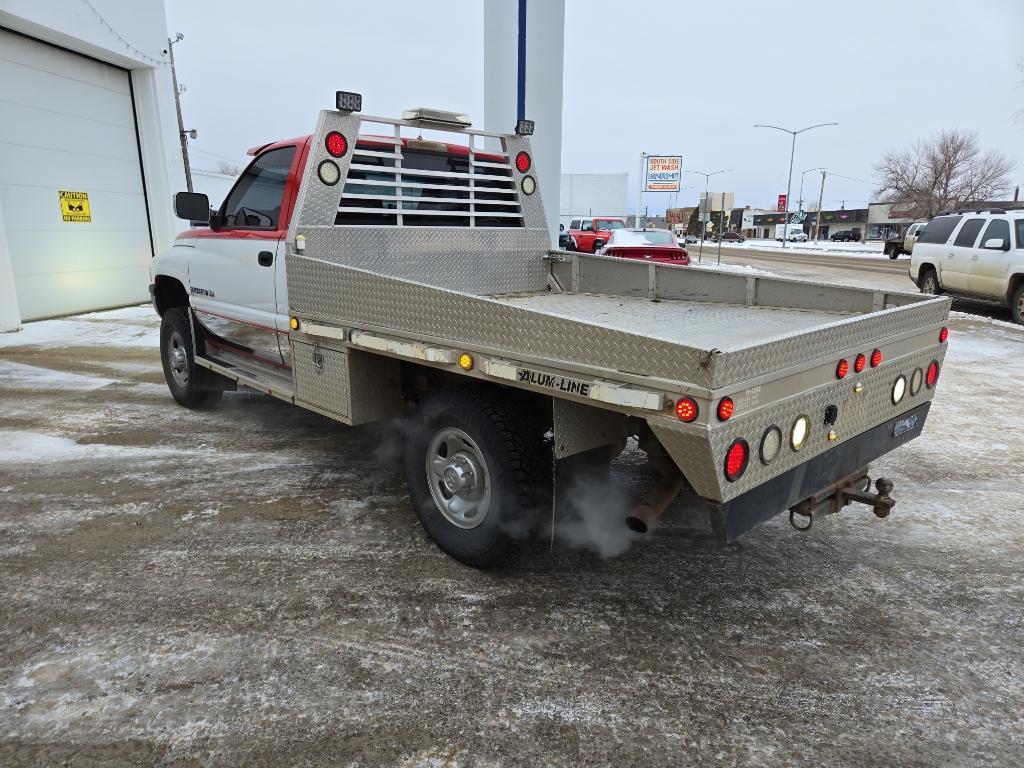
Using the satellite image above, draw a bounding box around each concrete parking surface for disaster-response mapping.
[1,304,1022,766]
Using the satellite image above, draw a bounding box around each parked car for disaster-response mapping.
[910,209,1024,323]
[558,224,574,251]
[883,222,927,259]
[598,228,689,264]
[830,230,861,242]
[684,233,699,244]
[567,216,628,254]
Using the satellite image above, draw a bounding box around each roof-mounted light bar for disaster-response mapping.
[336,91,363,113]
[402,107,472,127]
[515,119,535,136]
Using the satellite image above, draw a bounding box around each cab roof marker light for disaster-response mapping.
[515,119,535,136]
[335,91,363,113]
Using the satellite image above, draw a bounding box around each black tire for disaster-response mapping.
[160,307,223,408]
[404,388,547,569]
[1010,282,1024,325]
[919,268,940,296]
[592,240,605,254]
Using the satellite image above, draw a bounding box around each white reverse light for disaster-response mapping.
[892,375,907,404]
[791,415,810,451]
[318,159,340,186]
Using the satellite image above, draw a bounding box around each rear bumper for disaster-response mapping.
[711,401,931,542]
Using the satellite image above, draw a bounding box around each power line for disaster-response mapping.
[191,147,248,165]
[78,0,168,67]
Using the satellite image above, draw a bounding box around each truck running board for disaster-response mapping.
[196,353,295,402]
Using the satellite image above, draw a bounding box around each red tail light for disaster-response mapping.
[836,359,849,379]
[325,131,348,158]
[515,151,532,173]
[854,353,867,373]
[724,439,750,482]
[926,360,940,388]
[717,397,734,421]
[675,397,698,422]
[870,348,883,367]
[939,326,949,343]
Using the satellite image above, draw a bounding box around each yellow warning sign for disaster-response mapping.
[59,190,92,223]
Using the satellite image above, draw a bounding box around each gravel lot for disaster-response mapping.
[1,304,1022,766]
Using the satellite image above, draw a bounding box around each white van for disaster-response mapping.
[910,209,1024,323]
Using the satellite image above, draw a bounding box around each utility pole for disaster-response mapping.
[636,153,646,227]
[813,170,827,241]
[684,169,731,264]
[168,33,193,193]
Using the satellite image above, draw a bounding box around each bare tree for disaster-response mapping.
[216,161,243,177]
[874,129,1017,218]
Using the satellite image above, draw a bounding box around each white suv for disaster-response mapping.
[910,209,1024,324]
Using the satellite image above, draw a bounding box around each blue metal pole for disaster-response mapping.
[517,0,527,121]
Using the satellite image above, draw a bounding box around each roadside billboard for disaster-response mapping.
[777,194,788,212]
[644,156,683,192]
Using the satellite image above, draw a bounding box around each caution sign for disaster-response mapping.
[59,190,92,222]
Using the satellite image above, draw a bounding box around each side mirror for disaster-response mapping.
[174,191,210,222]
[983,237,1008,250]
[559,223,565,231]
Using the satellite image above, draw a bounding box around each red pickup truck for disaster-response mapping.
[567,216,628,253]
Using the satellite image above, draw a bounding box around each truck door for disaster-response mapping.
[941,216,984,291]
[968,217,1012,297]
[188,146,298,366]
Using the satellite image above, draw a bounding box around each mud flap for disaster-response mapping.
[710,402,931,542]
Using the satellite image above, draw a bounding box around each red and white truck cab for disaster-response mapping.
[569,216,628,254]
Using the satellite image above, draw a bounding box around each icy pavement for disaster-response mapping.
[0,304,1022,765]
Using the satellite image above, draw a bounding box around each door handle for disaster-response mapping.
[971,255,979,261]
[258,251,273,267]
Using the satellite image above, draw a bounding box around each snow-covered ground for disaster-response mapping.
[723,238,893,258]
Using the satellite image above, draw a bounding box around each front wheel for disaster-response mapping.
[919,268,940,296]
[160,307,223,408]
[404,389,546,568]
[592,240,605,254]
[1010,283,1024,325]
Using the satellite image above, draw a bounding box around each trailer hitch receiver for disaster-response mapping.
[789,469,896,531]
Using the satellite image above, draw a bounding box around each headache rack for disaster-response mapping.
[336,116,525,228]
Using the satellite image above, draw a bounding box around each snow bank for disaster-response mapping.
[0,304,158,349]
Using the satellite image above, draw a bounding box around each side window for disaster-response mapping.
[581,220,594,232]
[1015,219,1024,249]
[918,215,963,245]
[221,146,297,229]
[953,218,984,248]
[980,218,1010,250]
[570,219,581,229]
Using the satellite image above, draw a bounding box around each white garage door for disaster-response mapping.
[0,28,152,321]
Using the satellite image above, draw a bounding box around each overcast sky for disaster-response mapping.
[166,0,1024,214]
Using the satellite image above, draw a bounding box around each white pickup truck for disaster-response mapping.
[150,93,951,568]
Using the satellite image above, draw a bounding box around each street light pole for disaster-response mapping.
[798,167,826,211]
[684,169,731,263]
[168,33,193,193]
[753,122,838,249]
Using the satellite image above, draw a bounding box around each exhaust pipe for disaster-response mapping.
[625,471,684,534]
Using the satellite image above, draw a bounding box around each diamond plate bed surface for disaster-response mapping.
[491,292,857,351]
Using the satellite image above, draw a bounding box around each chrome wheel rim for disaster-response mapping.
[168,330,190,388]
[922,276,936,294]
[1017,292,1024,320]
[425,427,491,529]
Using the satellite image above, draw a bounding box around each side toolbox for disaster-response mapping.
[291,335,401,425]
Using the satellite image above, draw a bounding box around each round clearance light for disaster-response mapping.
[910,367,923,396]
[791,415,810,451]
[870,348,883,368]
[836,359,849,379]
[724,438,750,482]
[939,326,949,343]
[760,425,782,465]
[854,353,867,373]
[717,397,734,421]
[926,360,940,389]
[675,397,699,423]
[892,375,907,405]
[515,150,532,173]
[289,316,300,331]
[317,159,341,186]
[325,131,348,158]
[458,353,474,371]
[521,175,537,195]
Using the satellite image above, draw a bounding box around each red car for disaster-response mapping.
[598,228,690,264]
[568,216,628,253]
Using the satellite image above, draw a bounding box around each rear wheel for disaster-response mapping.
[404,388,546,568]
[160,307,223,408]
[919,268,940,296]
[1010,282,1024,325]
[592,240,605,254]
